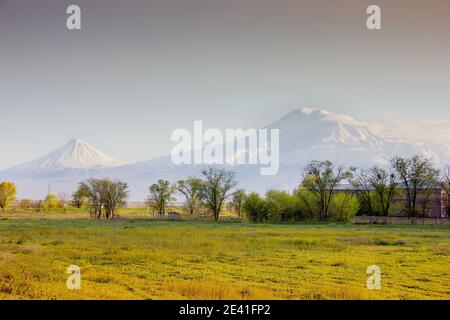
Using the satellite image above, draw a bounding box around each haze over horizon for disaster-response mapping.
[1,0,449,169]
[3,107,450,170]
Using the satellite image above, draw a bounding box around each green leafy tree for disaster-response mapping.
[367,167,398,216]
[294,188,319,219]
[231,189,246,217]
[77,178,128,219]
[351,167,398,216]
[265,189,301,222]
[177,177,202,215]
[148,180,175,216]
[392,155,440,218]
[78,178,105,219]
[302,161,352,220]
[329,192,359,222]
[0,182,17,211]
[101,180,129,219]
[242,192,268,222]
[350,168,375,215]
[72,187,89,208]
[199,167,237,221]
[43,194,61,209]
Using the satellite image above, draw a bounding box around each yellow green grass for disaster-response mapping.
[0,213,449,300]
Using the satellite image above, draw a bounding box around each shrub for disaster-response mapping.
[329,192,359,222]
[294,189,319,220]
[43,194,61,209]
[19,199,33,209]
[265,189,302,222]
[242,193,268,222]
[0,181,17,211]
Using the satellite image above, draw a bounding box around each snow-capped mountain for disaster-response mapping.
[107,108,450,199]
[267,108,450,168]
[2,108,450,200]
[6,138,122,173]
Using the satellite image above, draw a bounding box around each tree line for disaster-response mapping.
[147,167,236,221]
[69,167,236,221]
[244,155,450,222]
[1,154,450,222]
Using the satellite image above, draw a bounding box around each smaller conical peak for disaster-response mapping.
[68,137,88,146]
[11,138,123,171]
[62,138,95,154]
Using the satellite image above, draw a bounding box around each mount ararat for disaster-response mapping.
[2,108,449,200]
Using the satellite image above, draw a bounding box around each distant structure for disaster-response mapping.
[336,185,449,218]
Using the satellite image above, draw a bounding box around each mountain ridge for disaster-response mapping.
[7,138,123,174]
[2,108,450,200]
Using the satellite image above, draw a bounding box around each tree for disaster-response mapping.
[351,167,398,216]
[367,167,398,216]
[199,167,237,221]
[294,188,319,219]
[177,177,202,215]
[265,189,301,221]
[329,192,359,222]
[301,161,352,220]
[77,178,104,219]
[441,166,450,197]
[58,192,70,207]
[392,155,440,218]
[57,192,71,213]
[72,186,89,208]
[231,189,246,217]
[43,194,61,209]
[19,199,33,210]
[350,168,375,215]
[76,178,128,219]
[0,182,17,211]
[101,180,129,219]
[148,180,175,216]
[242,192,268,222]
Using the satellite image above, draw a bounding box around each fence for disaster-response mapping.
[354,216,450,225]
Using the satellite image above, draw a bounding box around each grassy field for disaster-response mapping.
[0,212,449,300]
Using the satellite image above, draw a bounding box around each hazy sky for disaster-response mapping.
[1,0,449,169]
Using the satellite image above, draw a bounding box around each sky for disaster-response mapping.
[0,0,449,169]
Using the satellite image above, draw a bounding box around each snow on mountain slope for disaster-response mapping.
[2,108,450,200]
[103,108,450,199]
[268,108,384,149]
[267,108,450,168]
[8,138,123,173]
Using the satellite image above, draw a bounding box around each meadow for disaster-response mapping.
[0,211,449,300]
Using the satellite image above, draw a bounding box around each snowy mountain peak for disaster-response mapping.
[11,138,123,172]
[269,107,376,145]
[2,108,450,200]
[297,107,360,125]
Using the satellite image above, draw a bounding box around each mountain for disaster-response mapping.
[267,108,450,168]
[101,108,450,199]
[6,138,122,174]
[2,108,450,200]
[0,139,123,198]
